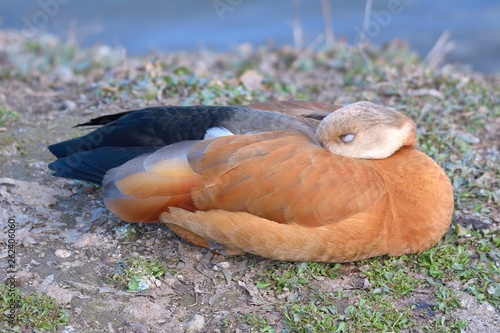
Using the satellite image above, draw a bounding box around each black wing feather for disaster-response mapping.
[48,105,315,184]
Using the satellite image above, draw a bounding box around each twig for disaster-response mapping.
[321,0,335,47]
[292,0,303,49]
[360,0,373,45]
[424,30,455,69]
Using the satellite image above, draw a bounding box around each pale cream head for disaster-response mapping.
[315,101,416,159]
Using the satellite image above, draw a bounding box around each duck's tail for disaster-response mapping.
[47,146,157,184]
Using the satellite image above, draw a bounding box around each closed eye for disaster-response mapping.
[341,133,355,143]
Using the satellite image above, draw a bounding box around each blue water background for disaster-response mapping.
[0,0,499,73]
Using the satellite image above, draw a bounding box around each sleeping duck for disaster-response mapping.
[48,101,454,262]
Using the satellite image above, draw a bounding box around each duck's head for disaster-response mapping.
[315,101,416,159]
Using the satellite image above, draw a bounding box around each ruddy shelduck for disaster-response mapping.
[48,101,454,262]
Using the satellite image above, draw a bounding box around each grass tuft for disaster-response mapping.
[0,284,69,332]
[107,256,171,291]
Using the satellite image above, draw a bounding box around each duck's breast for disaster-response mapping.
[372,148,454,254]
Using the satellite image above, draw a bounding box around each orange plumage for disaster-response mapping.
[48,101,454,262]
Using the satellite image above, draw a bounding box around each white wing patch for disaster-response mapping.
[204,127,234,139]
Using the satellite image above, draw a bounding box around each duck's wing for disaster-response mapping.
[50,106,305,158]
[73,101,340,128]
[48,105,316,184]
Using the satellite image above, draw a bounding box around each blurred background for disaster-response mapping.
[0,0,498,73]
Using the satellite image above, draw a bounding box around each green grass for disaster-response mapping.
[108,256,171,291]
[0,284,69,332]
[92,65,262,106]
[418,232,499,308]
[281,291,414,332]
[250,227,499,332]
[361,257,421,296]
[0,106,18,126]
[256,262,341,291]
[240,313,276,333]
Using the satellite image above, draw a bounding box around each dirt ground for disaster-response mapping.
[0,32,499,332]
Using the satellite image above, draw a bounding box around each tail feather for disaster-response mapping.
[48,147,156,184]
[48,161,104,184]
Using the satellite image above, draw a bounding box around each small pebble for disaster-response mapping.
[185,314,205,333]
[217,261,230,269]
[55,249,72,258]
[60,100,77,112]
[22,236,37,247]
